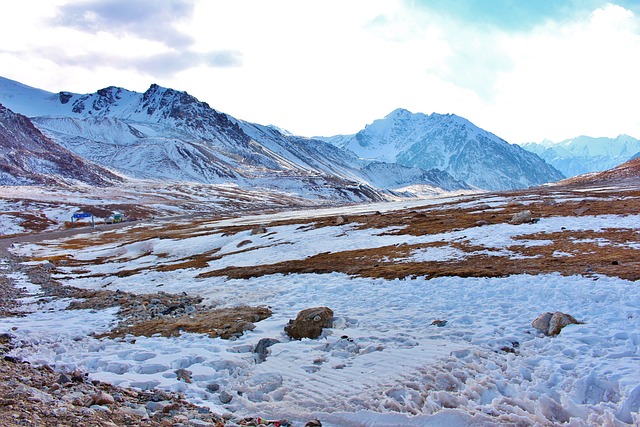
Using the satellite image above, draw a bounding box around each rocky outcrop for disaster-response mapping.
[285,307,334,340]
[532,312,583,336]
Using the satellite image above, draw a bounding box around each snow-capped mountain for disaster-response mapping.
[320,108,564,191]
[521,135,640,178]
[0,103,120,186]
[0,77,469,199]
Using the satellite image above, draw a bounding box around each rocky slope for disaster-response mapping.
[320,108,564,191]
[0,104,121,186]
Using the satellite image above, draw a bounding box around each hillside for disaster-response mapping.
[0,104,121,186]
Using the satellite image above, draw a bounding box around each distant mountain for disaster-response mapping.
[521,135,640,178]
[0,77,469,200]
[0,103,121,186]
[319,108,564,191]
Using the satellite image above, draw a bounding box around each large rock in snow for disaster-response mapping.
[532,312,583,336]
[285,307,334,340]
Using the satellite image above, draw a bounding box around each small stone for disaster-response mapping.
[431,319,447,327]
[219,391,233,404]
[254,338,280,362]
[161,402,180,413]
[305,420,323,427]
[574,206,590,215]
[57,373,71,384]
[475,220,489,227]
[206,383,220,393]
[251,225,267,235]
[335,215,349,225]
[92,390,115,406]
[175,368,192,383]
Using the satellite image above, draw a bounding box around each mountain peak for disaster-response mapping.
[385,108,413,119]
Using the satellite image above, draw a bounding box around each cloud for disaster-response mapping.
[53,0,196,48]
[37,48,243,77]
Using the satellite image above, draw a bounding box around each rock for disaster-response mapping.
[254,338,280,362]
[92,390,115,406]
[431,319,447,327]
[510,210,533,224]
[334,215,349,225]
[175,368,192,383]
[475,220,489,227]
[574,206,590,215]
[161,402,180,413]
[305,420,323,427]
[532,312,583,336]
[219,391,233,404]
[206,383,220,393]
[57,373,71,384]
[285,307,334,340]
[251,225,267,235]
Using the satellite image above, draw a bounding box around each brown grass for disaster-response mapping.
[96,306,272,340]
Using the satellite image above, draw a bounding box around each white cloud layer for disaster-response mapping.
[0,0,639,143]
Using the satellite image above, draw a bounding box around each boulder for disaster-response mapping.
[510,210,533,224]
[285,307,334,340]
[532,312,583,336]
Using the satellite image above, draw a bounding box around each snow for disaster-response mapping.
[2,196,640,425]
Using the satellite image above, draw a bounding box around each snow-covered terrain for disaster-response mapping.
[522,135,640,178]
[319,109,564,191]
[3,188,640,426]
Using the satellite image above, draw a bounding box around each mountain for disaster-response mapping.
[0,103,121,186]
[521,135,640,178]
[0,77,469,199]
[319,108,564,191]
[559,155,640,187]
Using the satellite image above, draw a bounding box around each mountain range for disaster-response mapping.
[521,135,640,178]
[1,76,566,198]
[320,108,564,190]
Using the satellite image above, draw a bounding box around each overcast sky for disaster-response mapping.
[2,0,640,143]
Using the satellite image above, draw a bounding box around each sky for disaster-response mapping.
[1,0,640,144]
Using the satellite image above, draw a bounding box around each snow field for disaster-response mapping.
[3,197,640,425]
[4,271,640,425]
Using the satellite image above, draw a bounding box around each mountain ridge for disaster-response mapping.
[521,135,640,178]
[319,108,564,191]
